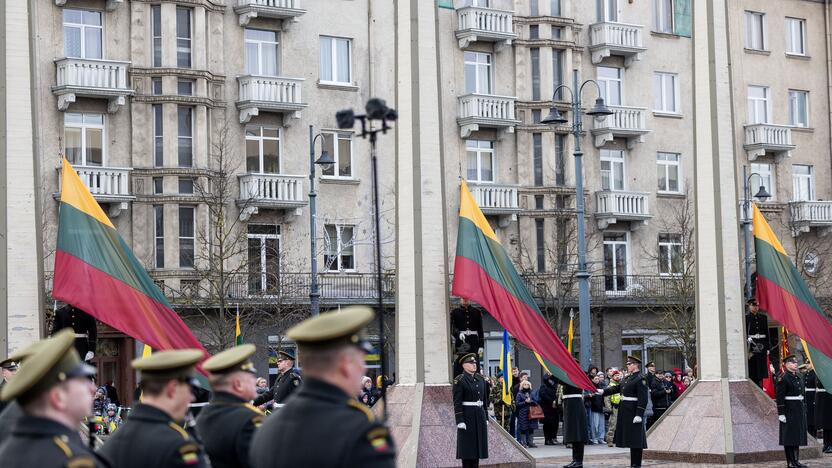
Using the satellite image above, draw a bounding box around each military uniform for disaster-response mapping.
[252,355,301,409]
[451,305,484,376]
[489,377,512,434]
[746,309,769,386]
[777,356,808,468]
[602,373,649,449]
[453,355,489,466]
[815,379,832,452]
[561,383,588,444]
[51,304,97,360]
[0,417,107,468]
[802,367,817,437]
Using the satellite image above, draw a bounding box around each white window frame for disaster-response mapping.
[747,86,770,124]
[64,112,105,167]
[176,6,192,68]
[785,17,806,56]
[245,126,282,174]
[600,149,625,191]
[597,66,623,106]
[792,164,814,202]
[745,11,766,51]
[245,29,280,76]
[653,72,680,114]
[464,51,493,95]
[319,36,353,85]
[247,224,280,296]
[466,140,495,183]
[320,131,353,179]
[653,0,673,34]
[153,104,163,167]
[656,152,682,193]
[154,205,164,269]
[178,206,195,269]
[603,232,629,293]
[658,233,684,276]
[63,9,103,60]
[788,89,809,128]
[324,224,355,272]
[597,0,619,22]
[177,106,193,167]
[751,163,775,201]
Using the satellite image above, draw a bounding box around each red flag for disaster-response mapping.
[761,352,776,399]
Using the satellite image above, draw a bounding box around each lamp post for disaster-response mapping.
[308,125,334,317]
[741,167,772,301]
[541,69,613,370]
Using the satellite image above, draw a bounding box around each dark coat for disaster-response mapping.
[453,372,489,460]
[0,401,23,446]
[561,384,588,444]
[746,312,769,383]
[252,368,301,407]
[249,378,395,468]
[602,373,649,449]
[538,378,559,423]
[776,370,808,446]
[816,379,832,429]
[650,378,676,410]
[98,404,208,468]
[450,306,484,353]
[0,416,109,467]
[195,392,265,468]
[804,370,817,431]
[51,305,97,358]
[515,389,539,432]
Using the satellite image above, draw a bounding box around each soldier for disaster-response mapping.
[451,299,484,376]
[561,381,588,468]
[597,356,649,468]
[776,354,808,468]
[51,304,98,362]
[746,299,769,387]
[252,350,301,410]
[454,353,489,468]
[0,340,49,445]
[0,358,19,414]
[196,344,264,468]
[800,362,817,438]
[0,329,105,467]
[98,349,208,467]
[816,377,832,453]
[249,306,395,467]
[489,371,512,434]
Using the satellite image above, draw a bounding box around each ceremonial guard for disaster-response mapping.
[746,299,769,387]
[598,356,649,468]
[252,350,301,410]
[0,329,105,467]
[815,376,832,453]
[801,363,817,438]
[776,355,808,468]
[249,306,395,468]
[98,349,208,467]
[561,382,588,468]
[197,344,265,468]
[454,353,489,468]
[51,304,98,362]
[0,358,19,414]
[451,300,484,375]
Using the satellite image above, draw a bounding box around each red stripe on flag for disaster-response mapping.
[453,256,594,391]
[757,275,832,358]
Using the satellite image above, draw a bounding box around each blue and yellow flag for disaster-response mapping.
[500,331,512,405]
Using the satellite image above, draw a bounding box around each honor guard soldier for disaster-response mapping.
[450,300,484,376]
[0,340,50,445]
[98,349,208,468]
[598,356,649,468]
[51,304,98,362]
[746,299,769,387]
[197,344,265,468]
[777,354,808,468]
[251,350,301,410]
[453,353,489,468]
[816,377,832,453]
[0,357,19,414]
[249,306,395,468]
[0,329,105,467]
[561,381,588,468]
[800,362,817,438]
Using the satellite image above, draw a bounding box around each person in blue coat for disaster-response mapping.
[515,380,539,448]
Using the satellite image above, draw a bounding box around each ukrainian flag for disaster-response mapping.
[500,331,512,405]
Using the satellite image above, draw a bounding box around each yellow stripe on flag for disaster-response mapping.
[59,158,115,229]
[752,204,787,256]
[534,351,551,373]
[567,317,574,354]
[458,180,500,243]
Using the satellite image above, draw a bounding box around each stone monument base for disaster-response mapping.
[381,384,533,467]
[645,379,822,464]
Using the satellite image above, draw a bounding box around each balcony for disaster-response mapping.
[236,75,307,124]
[790,201,832,236]
[55,0,123,11]
[455,6,516,49]
[234,0,306,27]
[468,183,520,226]
[457,93,520,138]
[588,22,646,67]
[591,105,649,148]
[52,58,133,113]
[226,272,395,305]
[237,173,306,220]
[57,165,134,217]
[743,124,795,161]
[594,190,651,229]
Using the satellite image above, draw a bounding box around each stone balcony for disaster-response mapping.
[455,6,516,49]
[743,123,795,161]
[56,165,134,217]
[237,173,307,221]
[52,58,133,113]
[594,190,651,229]
[236,75,307,124]
[457,93,520,138]
[591,105,649,148]
[789,201,832,236]
[55,0,123,10]
[468,182,520,226]
[234,0,306,27]
[588,22,646,67]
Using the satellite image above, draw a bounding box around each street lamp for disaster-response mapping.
[308,125,334,317]
[742,168,772,301]
[541,69,613,370]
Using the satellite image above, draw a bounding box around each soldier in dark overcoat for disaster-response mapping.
[454,352,489,468]
[777,354,808,468]
[561,381,588,468]
[817,377,832,453]
[51,304,98,361]
[746,299,770,387]
[801,363,817,438]
[598,356,649,468]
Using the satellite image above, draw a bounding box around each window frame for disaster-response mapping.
[597,0,619,23]
[792,164,814,202]
[530,47,541,101]
[151,5,162,67]
[324,224,356,272]
[320,131,354,179]
[788,89,809,128]
[319,36,353,85]
[64,112,106,167]
[177,106,193,167]
[750,163,775,201]
[785,17,807,56]
[466,140,495,183]
[154,205,164,269]
[153,104,164,167]
[658,233,684,276]
[175,6,192,68]
[744,10,766,51]
[600,149,626,191]
[63,9,104,60]
[652,0,674,34]
[747,85,770,124]
[597,66,623,106]
[656,152,682,193]
[245,126,282,174]
[245,29,280,77]
[178,205,195,269]
[603,231,630,292]
[464,51,493,95]
[653,72,680,114]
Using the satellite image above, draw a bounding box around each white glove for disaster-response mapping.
[84,351,94,361]
[478,347,484,356]
[459,333,466,342]
[457,423,467,430]
[779,415,787,423]
[633,416,642,424]
[747,337,753,343]
[596,389,604,395]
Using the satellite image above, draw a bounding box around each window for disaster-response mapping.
[178,178,194,194]
[531,109,541,123]
[245,127,280,174]
[551,0,561,16]
[653,72,679,113]
[745,11,766,50]
[176,7,192,68]
[153,104,163,167]
[597,0,618,22]
[551,26,563,39]
[466,140,494,183]
[177,80,194,96]
[552,49,564,100]
[63,9,102,59]
[534,195,544,210]
[600,149,625,191]
[788,90,809,128]
[556,218,568,267]
[747,86,769,124]
[535,219,545,273]
[64,113,104,166]
[653,0,673,33]
[153,177,163,194]
[792,165,814,202]
[529,25,539,39]
[179,206,195,268]
[151,5,162,67]
[154,205,164,268]
[247,224,280,295]
[320,36,352,84]
[604,233,628,292]
[321,132,352,178]
[657,152,681,193]
[464,52,492,94]
[658,234,683,275]
[324,225,354,271]
[246,29,279,76]
[177,106,193,167]
[786,18,806,55]
[530,48,540,100]
[750,163,774,201]
[597,66,622,106]
[533,133,543,186]
[530,0,539,16]
[555,134,566,186]
[151,77,163,95]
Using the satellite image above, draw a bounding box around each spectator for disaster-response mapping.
[255,377,268,395]
[538,372,559,445]
[510,370,528,441]
[104,380,121,408]
[648,372,676,429]
[685,367,695,381]
[672,368,687,395]
[682,376,692,388]
[360,376,381,407]
[605,370,622,447]
[101,403,122,434]
[490,372,512,434]
[515,380,539,448]
[92,386,111,417]
[587,374,605,444]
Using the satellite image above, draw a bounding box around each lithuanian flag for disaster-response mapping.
[235,306,243,346]
[53,159,207,358]
[452,181,594,391]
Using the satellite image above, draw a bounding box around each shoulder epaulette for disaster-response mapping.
[243,402,266,416]
[167,422,190,440]
[66,457,96,468]
[453,375,463,384]
[347,399,375,422]
[52,436,73,457]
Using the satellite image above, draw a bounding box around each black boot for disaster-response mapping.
[794,447,808,468]
[630,448,643,468]
[563,443,583,468]
[785,447,798,468]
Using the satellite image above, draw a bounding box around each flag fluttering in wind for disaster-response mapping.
[452,181,594,391]
[53,159,207,359]
[500,331,512,405]
[753,204,832,387]
[761,352,776,399]
[235,304,243,346]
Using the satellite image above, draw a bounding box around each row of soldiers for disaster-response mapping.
[778,355,832,468]
[0,306,396,467]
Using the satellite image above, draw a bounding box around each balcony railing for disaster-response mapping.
[790,201,832,236]
[235,0,306,26]
[588,22,646,67]
[743,124,795,161]
[225,272,395,303]
[468,183,520,215]
[591,105,649,148]
[457,93,519,138]
[455,6,516,49]
[238,173,306,213]
[236,75,307,123]
[55,165,133,217]
[595,190,651,229]
[52,58,133,112]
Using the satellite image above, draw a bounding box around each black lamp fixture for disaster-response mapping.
[314,147,334,167]
[753,185,771,201]
[541,107,568,125]
[586,97,614,117]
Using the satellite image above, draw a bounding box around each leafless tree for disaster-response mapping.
[783,217,832,316]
